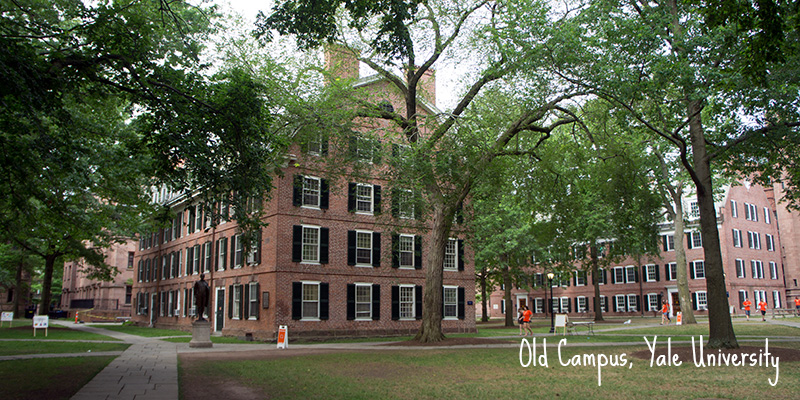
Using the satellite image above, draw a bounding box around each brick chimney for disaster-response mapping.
[324,44,359,81]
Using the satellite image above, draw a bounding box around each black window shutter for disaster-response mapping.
[187,248,193,275]
[372,232,381,267]
[457,239,464,271]
[592,297,596,312]
[230,235,236,267]
[655,264,660,281]
[215,241,220,271]
[611,270,617,284]
[238,285,244,319]
[690,262,696,279]
[319,283,329,320]
[573,273,577,286]
[228,285,233,319]
[292,226,302,262]
[641,265,647,281]
[253,283,260,320]
[348,135,357,158]
[374,185,382,214]
[243,284,250,319]
[603,269,608,284]
[320,179,329,209]
[346,284,355,320]
[738,291,744,309]
[604,297,609,312]
[320,227,329,264]
[292,282,302,320]
[657,293,663,307]
[372,284,381,320]
[391,286,399,320]
[665,264,670,280]
[347,230,356,265]
[390,188,399,217]
[456,201,464,224]
[548,299,553,313]
[321,138,329,156]
[255,229,262,264]
[662,235,668,251]
[188,207,195,233]
[692,292,697,310]
[221,237,227,270]
[414,285,423,320]
[414,236,423,269]
[347,183,356,212]
[634,268,639,283]
[574,297,579,312]
[183,289,188,317]
[199,244,205,272]
[292,175,302,206]
[567,298,572,313]
[391,234,399,268]
[636,295,641,311]
[686,233,693,249]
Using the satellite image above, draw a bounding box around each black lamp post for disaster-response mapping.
[547,272,555,333]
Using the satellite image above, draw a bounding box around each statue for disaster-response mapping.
[193,274,210,321]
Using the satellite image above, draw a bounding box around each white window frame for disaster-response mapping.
[664,234,675,251]
[443,286,459,320]
[625,265,637,283]
[627,294,638,312]
[690,231,702,249]
[764,207,770,224]
[600,295,607,311]
[301,225,320,264]
[203,242,212,273]
[192,244,200,275]
[735,259,745,278]
[355,230,374,267]
[355,136,376,164]
[769,261,778,280]
[644,264,657,282]
[397,189,415,219]
[301,281,320,320]
[647,293,660,311]
[398,234,415,269]
[731,200,738,218]
[302,176,321,209]
[613,267,625,284]
[248,283,259,320]
[355,283,373,320]
[559,297,570,313]
[690,201,700,218]
[614,295,626,312]
[217,238,227,271]
[355,183,374,214]
[577,296,588,313]
[666,262,677,281]
[766,234,774,251]
[575,270,586,286]
[597,268,606,285]
[692,260,706,279]
[732,229,742,247]
[443,238,458,271]
[307,132,324,156]
[696,291,708,310]
[534,298,544,314]
[773,291,781,308]
[233,234,243,268]
[399,284,416,320]
[232,284,242,320]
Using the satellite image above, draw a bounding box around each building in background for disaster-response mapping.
[131,48,476,340]
[483,179,788,321]
[61,241,137,321]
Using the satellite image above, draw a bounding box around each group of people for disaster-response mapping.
[741,298,770,321]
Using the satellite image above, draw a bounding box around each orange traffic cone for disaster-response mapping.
[74,312,79,324]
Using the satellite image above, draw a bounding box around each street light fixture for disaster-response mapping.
[547,272,555,333]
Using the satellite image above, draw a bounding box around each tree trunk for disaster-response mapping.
[39,253,58,315]
[501,257,514,327]
[591,244,604,322]
[479,266,489,322]
[687,99,738,349]
[672,195,697,324]
[415,204,448,342]
[13,261,23,316]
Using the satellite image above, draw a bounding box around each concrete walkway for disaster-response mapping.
[49,320,179,400]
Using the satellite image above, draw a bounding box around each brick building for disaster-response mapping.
[131,50,476,340]
[61,241,137,319]
[484,179,787,320]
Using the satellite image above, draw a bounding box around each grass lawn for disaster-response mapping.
[0,356,115,400]
[0,323,120,341]
[180,343,800,399]
[0,341,130,356]
[162,336,255,344]
[96,325,191,337]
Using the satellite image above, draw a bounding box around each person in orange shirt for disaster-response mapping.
[794,297,800,317]
[660,301,670,325]
[742,299,752,321]
[758,299,768,321]
[522,306,534,336]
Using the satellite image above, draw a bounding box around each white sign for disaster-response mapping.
[33,315,49,328]
[1,312,12,322]
[277,325,288,349]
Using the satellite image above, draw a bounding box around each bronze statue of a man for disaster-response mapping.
[193,274,210,321]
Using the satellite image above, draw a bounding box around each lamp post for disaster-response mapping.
[547,272,555,333]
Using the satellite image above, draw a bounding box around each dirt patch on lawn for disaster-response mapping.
[631,345,800,363]
[380,337,505,346]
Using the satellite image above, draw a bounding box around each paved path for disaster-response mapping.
[48,320,179,400]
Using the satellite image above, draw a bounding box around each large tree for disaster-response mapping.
[1,0,290,314]
[548,0,799,348]
[259,0,582,341]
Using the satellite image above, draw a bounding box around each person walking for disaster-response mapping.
[518,306,525,335]
[522,305,534,336]
[758,299,768,321]
[794,297,800,317]
[660,301,671,325]
[743,298,752,321]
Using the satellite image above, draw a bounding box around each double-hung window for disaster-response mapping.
[399,285,415,319]
[732,229,742,247]
[766,234,775,251]
[666,263,677,281]
[696,291,708,310]
[663,234,675,251]
[302,282,320,319]
[764,207,771,224]
[613,267,625,284]
[751,260,764,279]
[691,260,705,279]
[203,242,212,273]
[770,262,778,280]
[577,296,588,313]
[615,295,626,312]
[356,184,374,214]
[355,284,372,320]
[625,266,637,283]
[748,231,761,249]
[730,200,738,218]
[302,226,320,263]
[534,298,544,313]
[644,264,657,282]
[355,231,373,265]
[248,283,259,320]
[443,286,458,319]
[689,201,700,218]
[647,294,660,311]
[443,239,458,271]
[735,259,746,278]
[627,294,638,312]
[303,176,321,208]
[397,189,415,219]
[232,285,242,320]
[399,235,415,268]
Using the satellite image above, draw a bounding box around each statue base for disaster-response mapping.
[189,320,213,348]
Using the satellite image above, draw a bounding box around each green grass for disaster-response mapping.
[0,356,116,400]
[96,325,190,337]
[615,321,800,337]
[180,344,800,399]
[0,324,119,341]
[0,341,130,356]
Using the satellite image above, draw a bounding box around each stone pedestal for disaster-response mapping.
[189,320,213,348]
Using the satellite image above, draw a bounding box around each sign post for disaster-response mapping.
[554,314,568,335]
[0,312,12,327]
[33,315,49,337]
[277,325,288,349]
[676,312,682,326]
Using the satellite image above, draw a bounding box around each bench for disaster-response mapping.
[116,317,131,322]
[771,308,797,319]
[569,321,595,335]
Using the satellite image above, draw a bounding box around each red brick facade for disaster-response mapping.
[483,180,788,321]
